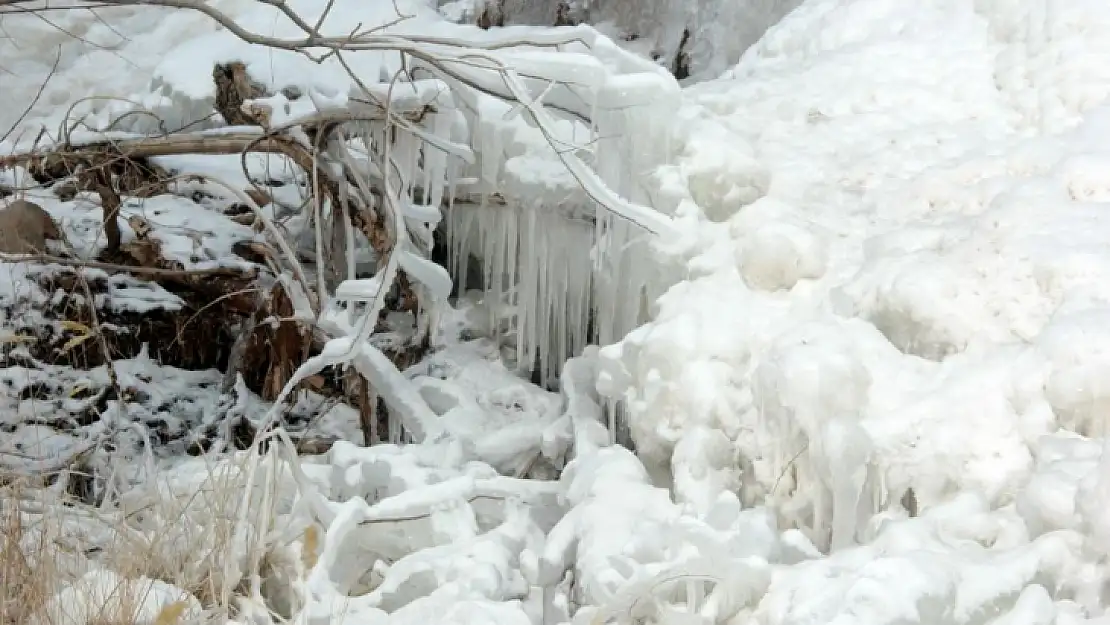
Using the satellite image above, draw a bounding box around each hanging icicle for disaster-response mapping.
[440,64,680,391]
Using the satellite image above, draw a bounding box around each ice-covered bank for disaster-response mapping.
[594,0,1110,620]
[4,0,1110,623]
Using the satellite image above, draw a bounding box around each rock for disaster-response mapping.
[0,199,62,254]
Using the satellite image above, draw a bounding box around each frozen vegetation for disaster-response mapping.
[1,0,1110,624]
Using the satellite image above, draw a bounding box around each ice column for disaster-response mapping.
[590,73,681,348]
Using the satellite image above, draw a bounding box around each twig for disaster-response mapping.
[71,259,124,421]
[219,291,265,394]
[0,251,257,277]
[772,443,809,496]
[0,45,60,145]
[174,286,263,349]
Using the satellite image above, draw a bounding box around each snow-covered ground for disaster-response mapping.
[4,0,1110,624]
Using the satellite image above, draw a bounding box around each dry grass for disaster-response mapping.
[0,478,195,625]
[0,449,300,625]
[0,482,55,625]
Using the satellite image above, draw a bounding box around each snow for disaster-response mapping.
[587,0,806,81]
[4,0,1110,624]
[30,569,205,625]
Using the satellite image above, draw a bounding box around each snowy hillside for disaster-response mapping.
[2,0,1110,624]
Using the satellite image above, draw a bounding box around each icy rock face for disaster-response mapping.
[730,198,830,292]
[752,493,1098,625]
[751,321,882,551]
[737,221,828,292]
[1017,434,1102,537]
[670,427,741,518]
[681,121,772,221]
[476,0,804,81]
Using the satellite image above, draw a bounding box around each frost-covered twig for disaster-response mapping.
[250,71,451,444]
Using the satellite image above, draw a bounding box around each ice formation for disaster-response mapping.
[595,0,1110,620]
[442,41,682,387]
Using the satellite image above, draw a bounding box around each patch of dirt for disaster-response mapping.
[22,268,241,372]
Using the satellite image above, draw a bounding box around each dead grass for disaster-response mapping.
[0,449,297,625]
[0,478,191,625]
[0,482,54,624]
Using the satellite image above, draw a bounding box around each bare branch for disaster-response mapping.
[0,251,256,277]
[0,45,60,146]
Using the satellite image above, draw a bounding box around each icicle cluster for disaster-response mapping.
[444,59,682,388]
[590,77,680,348]
[446,197,596,385]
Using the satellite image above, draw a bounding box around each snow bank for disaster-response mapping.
[31,569,204,625]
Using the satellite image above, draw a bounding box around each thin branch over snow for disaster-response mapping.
[0,0,676,232]
[0,44,59,146]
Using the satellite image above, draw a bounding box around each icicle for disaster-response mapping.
[422,154,432,211]
[407,134,419,203]
[456,208,476,294]
[819,418,874,552]
[426,110,451,210]
[340,194,356,285]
